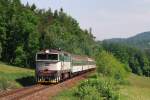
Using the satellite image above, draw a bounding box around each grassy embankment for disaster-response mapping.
[0,62,34,90]
[120,74,150,100]
[53,51,150,100]
[53,73,150,100]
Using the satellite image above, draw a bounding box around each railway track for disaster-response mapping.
[0,84,50,100]
[0,71,94,100]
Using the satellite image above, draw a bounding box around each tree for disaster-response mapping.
[142,56,150,77]
[96,51,127,80]
[102,42,150,77]
[0,42,2,59]
[31,4,36,11]
[14,45,27,66]
[53,10,58,18]
[129,56,142,75]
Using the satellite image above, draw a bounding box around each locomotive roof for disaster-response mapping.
[37,49,70,54]
[37,49,94,61]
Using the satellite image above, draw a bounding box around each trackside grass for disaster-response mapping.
[53,73,150,100]
[52,88,78,100]
[0,62,34,90]
[53,74,119,100]
[119,74,150,100]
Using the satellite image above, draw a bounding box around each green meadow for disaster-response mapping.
[53,74,150,100]
[120,74,150,100]
[53,73,150,100]
[0,62,34,90]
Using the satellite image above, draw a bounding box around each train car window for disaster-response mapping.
[88,61,95,65]
[48,54,58,60]
[37,54,47,60]
[72,60,86,65]
[59,54,64,61]
[64,55,70,62]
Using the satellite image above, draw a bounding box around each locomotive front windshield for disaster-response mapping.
[37,54,58,60]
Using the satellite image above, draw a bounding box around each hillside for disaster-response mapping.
[0,62,34,90]
[104,31,150,49]
[120,74,150,100]
[53,73,150,100]
[0,0,96,68]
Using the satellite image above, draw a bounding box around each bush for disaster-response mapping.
[0,42,2,59]
[14,46,27,66]
[74,78,119,100]
[96,51,127,80]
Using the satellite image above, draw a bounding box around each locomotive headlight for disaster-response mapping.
[45,50,50,53]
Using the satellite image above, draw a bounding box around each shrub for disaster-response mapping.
[14,46,27,66]
[0,42,2,59]
[96,51,127,80]
[74,78,119,100]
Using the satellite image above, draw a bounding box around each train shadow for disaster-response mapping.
[16,76,36,87]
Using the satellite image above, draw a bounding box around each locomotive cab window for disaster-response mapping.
[48,54,58,60]
[37,54,58,60]
[37,54,47,60]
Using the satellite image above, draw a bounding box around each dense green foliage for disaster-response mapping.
[0,42,2,58]
[96,51,127,81]
[74,78,119,100]
[68,51,128,100]
[54,74,150,100]
[0,0,96,67]
[102,42,150,77]
[53,73,121,100]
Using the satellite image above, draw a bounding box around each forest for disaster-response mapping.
[104,31,150,49]
[0,0,149,77]
[0,0,99,67]
[102,42,150,77]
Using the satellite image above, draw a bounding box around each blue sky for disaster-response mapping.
[21,0,150,40]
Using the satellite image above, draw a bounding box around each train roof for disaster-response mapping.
[37,49,70,54]
[37,49,95,61]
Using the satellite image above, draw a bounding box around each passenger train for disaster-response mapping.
[35,49,96,83]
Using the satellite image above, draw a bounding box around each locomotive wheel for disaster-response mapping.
[61,73,64,82]
[36,76,39,83]
[56,76,61,83]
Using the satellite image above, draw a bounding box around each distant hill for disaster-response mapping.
[103,31,150,49]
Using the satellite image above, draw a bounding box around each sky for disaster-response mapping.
[21,0,150,40]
